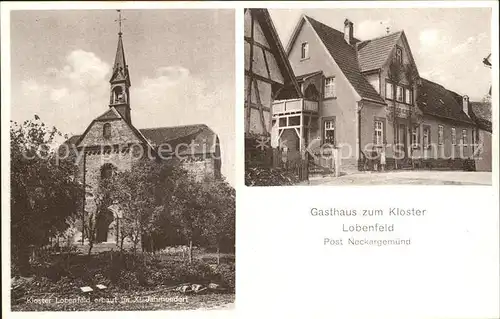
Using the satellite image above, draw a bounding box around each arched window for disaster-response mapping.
[100,163,116,180]
[113,86,124,103]
[304,84,320,101]
[103,123,111,139]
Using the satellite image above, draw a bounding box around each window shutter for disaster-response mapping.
[373,120,377,144]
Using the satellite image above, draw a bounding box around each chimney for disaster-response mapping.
[344,19,354,44]
[462,95,469,116]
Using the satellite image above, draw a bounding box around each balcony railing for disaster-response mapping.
[272,98,319,115]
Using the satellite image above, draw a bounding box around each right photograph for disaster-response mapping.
[244,8,493,186]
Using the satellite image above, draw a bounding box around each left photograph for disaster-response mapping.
[10,9,235,310]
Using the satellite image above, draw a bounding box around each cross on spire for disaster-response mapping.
[115,10,126,36]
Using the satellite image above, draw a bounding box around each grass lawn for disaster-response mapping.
[11,245,235,311]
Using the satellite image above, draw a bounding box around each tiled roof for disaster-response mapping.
[65,124,217,155]
[305,16,385,104]
[417,78,474,124]
[356,31,403,72]
[469,101,492,132]
[295,71,323,81]
[140,124,217,155]
[470,101,492,122]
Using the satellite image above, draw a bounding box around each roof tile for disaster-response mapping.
[356,31,402,72]
[305,16,385,104]
[417,78,474,124]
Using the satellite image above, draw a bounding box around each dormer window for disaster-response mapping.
[301,42,309,59]
[395,46,403,64]
[103,123,111,139]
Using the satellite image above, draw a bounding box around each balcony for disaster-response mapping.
[272,98,318,115]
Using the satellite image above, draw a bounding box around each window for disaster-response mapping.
[301,42,309,59]
[304,84,320,101]
[113,86,124,103]
[385,81,393,99]
[438,125,444,145]
[323,119,335,145]
[411,125,419,146]
[462,129,467,146]
[472,128,476,152]
[395,46,403,64]
[423,126,431,148]
[405,88,412,104]
[396,86,404,102]
[103,123,111,139]
[100,163,115,180]
[451,128,456,145]
[374,120,384,145]
[324,77,336,99]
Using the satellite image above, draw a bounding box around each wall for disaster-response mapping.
[475,129,492,171]
[288,19,360,170]
[79,119,141,147]
[181,157,217,181]
[378,36,417,121]
[410,115,475,160]
[244,9,284,137]
[360,100,394,159]
[365,72,380,94]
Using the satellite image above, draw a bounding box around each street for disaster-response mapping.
[303,171,492,186]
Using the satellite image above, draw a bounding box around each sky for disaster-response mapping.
[10,9,235,185]
[269,8,492,100]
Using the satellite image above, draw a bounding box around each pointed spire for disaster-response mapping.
[110,10,130,85]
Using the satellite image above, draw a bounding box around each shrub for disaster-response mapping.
[212,263,235,289]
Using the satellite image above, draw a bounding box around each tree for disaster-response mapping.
[11,117,84,275]
[171,178,208,263]
[109,159,188,254]
[201,178,235,265]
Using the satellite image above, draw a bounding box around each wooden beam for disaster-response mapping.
[278,129,284,140]
[244,36,273,53]
[272,85,284,101]
[294,128,300,139]
[247,102,271,112]
[245,70,278,85]
[253,75,268,135]
[262,47,271,79]
[245,13,255,133]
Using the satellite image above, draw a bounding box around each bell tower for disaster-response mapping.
[109,10,131,123]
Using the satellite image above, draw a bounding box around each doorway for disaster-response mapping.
[398,124,407,158]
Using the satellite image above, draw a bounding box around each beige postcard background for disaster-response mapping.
[2,1,499,319]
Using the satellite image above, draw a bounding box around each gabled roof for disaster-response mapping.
[417,78,474,124]
[247,9,301,98]
[356,31,403,72]
[95,107,122,121]
[295,71,323,81]
[304,16,386,104]
[469,101,492,132]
